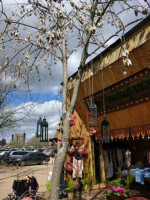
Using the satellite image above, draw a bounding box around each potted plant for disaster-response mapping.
[106,186,128,200]
[81,177,91,193]
[81,170,92,193]
[66,179,77,200]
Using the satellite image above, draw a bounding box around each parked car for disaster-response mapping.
[15,152,50,166]
[1,151,11,164]
[0,151,6,163]
[9,151,30,164]
[38,148,47,153]
[43,148,56,156]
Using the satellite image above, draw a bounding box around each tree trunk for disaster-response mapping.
[49,37,70,200]
[49,2,98,199]
[48,112,70,200]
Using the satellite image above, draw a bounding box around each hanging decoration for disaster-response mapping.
[101,70,110,142]
[101,116,110,141]
[89,103,97,127]
[89,127,96,134]
[110,128,129,140]
[68,114,76,127]
[87,112,97,138]
[125,149,131,169]
[57,117,63,132]
[57,138,62,142]
[130,124,150,139]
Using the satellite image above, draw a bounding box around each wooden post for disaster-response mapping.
[99,141,106,184]
[88,137,95,186]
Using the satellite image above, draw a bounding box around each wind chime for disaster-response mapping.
[101,71,110,142]
[88,66,98,137]
[89,101,97,127]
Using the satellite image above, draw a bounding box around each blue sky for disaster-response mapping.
[12,92,62,107]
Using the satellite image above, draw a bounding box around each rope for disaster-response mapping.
[101,69,106,117]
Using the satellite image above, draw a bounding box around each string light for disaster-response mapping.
[122,69,127,75]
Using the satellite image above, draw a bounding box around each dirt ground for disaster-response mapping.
[0,163,53,200]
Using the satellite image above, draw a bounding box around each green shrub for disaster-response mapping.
[121,173,135,187]
[46,181,51,193]
[108,174,135,189]
[80,169,92,190]
[66,179,77,192]
[109,178,125,188]
[81,177,88,185]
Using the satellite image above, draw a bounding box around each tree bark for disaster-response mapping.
[49,37,70,200]
[48,115,70,200]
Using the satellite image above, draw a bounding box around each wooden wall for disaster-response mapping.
[67,19,150,187]
[68,25,150,134]
[98,101,150,131]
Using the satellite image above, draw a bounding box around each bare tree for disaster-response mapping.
[0,59,36,134]
[0,0,150,199]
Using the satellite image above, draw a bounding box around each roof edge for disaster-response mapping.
[67,15,150,82]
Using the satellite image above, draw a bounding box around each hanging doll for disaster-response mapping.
[125,149,131,169]
[78,139,88,155]
[68,139,75,155]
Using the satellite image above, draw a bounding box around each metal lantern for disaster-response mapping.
[36,117,42,138]
[89,103,97,127]
[101,116,110,141]
[40,117,49,142]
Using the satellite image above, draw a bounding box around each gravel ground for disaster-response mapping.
[0,163,53,200]
[0,163,108,200]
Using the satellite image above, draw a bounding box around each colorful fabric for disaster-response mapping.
[125,150,131,169]
[148,151,150,165]
[59,166,67,197]
[117,149,123,167]
[103,150,114,178]
[72,156,83,178]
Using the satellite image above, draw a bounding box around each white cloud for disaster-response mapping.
[68,52,81,76]
[0,100,62,143]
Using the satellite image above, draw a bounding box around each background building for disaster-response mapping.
[12,133,26,145]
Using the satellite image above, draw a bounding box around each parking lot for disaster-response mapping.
[0,163,53,199]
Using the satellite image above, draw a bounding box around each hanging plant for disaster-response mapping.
[69,121,74,127]
[89,121,94,125]
[68,114,76,127]
[89,127,96,134]
[69,114,76,121]
[87,112,92,116]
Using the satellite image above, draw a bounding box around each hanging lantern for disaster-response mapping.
[101,116,110,141]
[89,103,97,127]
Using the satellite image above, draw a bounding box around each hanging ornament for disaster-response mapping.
[101,116,110,141]
[69,121,74,127]
[57,138,62,142]
[89,127,96,134]
[125,149,131,169]
[89,103,97,127]
[68,114,76,127]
